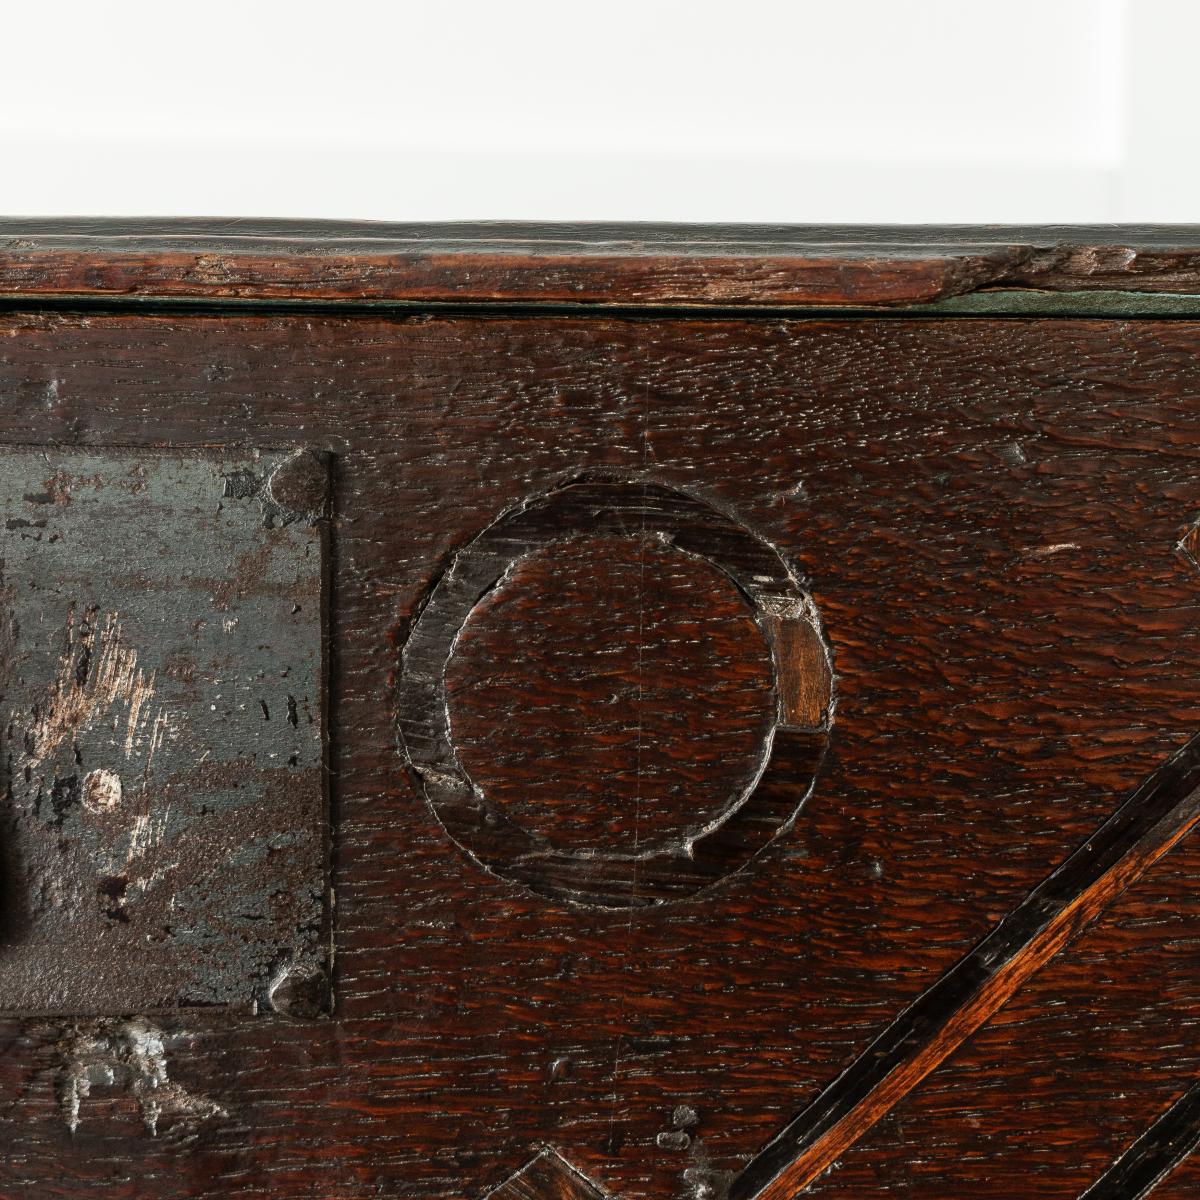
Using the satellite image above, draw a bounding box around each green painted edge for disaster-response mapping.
[904,289,1200,317]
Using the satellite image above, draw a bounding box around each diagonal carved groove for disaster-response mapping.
[729,731,1200,1200]
[1077,1082,1200,1200]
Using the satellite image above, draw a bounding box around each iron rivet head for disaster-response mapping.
[267,963,330,1021]
[267,451,328,522]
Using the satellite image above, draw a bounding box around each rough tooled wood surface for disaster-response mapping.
[1,306,1200,1200]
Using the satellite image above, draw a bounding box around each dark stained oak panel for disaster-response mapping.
[445,532,777,856]
[0,309,1198,1199]
[730,731,1200,1200]
[771,767,1200,1199]
[398,475,830,908]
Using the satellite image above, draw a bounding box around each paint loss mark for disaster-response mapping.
[55,1017,226,1136]
[2,605,176,933]
[81,766,122,812]
[1025,542,1081,559]
[23,604,165,771]
[221,449,330,529]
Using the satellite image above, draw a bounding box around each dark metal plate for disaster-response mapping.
[0,447,328,1015]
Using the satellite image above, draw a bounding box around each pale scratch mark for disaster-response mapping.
[1026,542,1081,559]
[126,814,155,862]
[135,860,182,893]
[141,709,172,782]
[23,607,159,768]
[21,609,180,888]
[127,693,174,880]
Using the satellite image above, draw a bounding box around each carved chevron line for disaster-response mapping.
[729,731,1200,1200]
[486,1148,608,1200]
[1079,1082,1200,1200]
[485,733,1200,1200]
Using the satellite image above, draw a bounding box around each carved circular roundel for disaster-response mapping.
[397,476,833,908]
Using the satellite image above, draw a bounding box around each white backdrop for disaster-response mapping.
[1,0,1193,222]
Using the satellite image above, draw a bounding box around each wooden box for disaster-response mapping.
[2,221,1200,1200]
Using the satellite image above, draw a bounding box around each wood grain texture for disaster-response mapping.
[445,532,775,855]
[731,732,1200,1200]
[798,835,1200,1199]
[487,1149,608,1200]
[0,310,1199,1198]
[397,475,831,908]
[4,220,1200,305]
[1079,1083,1200,1200]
